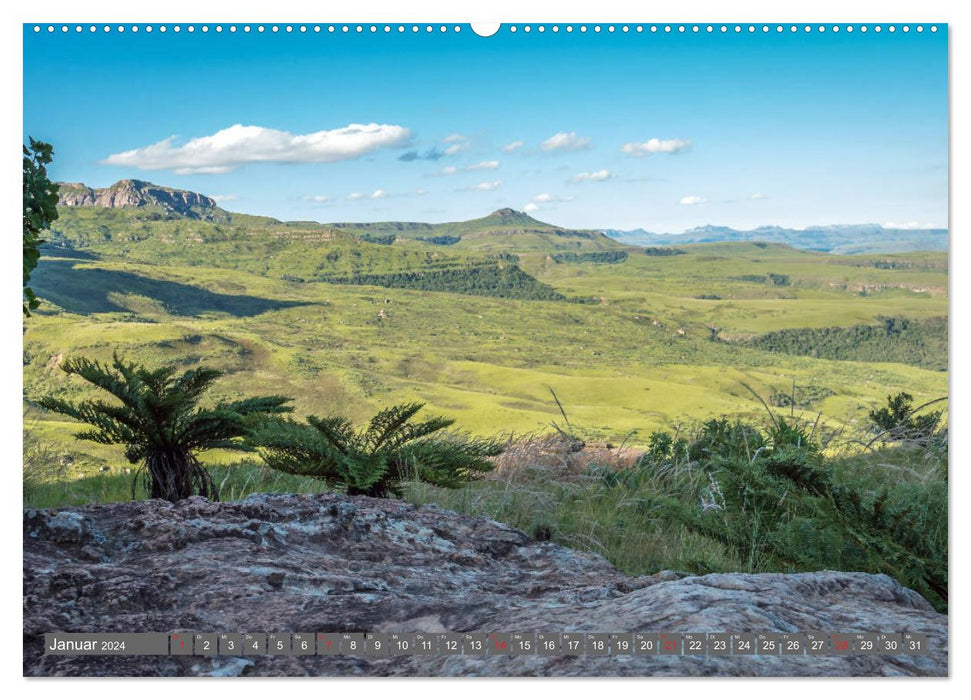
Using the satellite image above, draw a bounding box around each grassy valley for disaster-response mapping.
[24,192,947,477]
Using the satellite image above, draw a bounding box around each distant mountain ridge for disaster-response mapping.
[57,180,224,220]
[56,180,946,255]
[602,223,948,255]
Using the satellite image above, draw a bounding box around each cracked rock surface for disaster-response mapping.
[24,493,947,676]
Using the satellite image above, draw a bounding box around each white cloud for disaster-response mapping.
[443,133,466,143]
[346,192,366,201]
[569,169,613,183]
[540,131,592,152]
[503,140,525,152]
[412,188,427,196]
[370,189,387,199]
[102,123,412,174]
[444,142,470,156]
[523,192,574,211]
[466,180,502,192]
[467,160,500,171]
[209,194,237,203]
[621,138,691,157]
[750,192,767,200]
[440,166,458,175]
[304,195,331,203]
[680,195,707,205]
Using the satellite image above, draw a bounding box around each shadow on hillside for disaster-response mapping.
[31,260,309,317]
[38,245,101,261]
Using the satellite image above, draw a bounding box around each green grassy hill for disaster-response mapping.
[24,192,947,479]
[330,207,626,254]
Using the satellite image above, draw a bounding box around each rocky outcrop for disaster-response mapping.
[23,494,947,677]
[57,180,219,218]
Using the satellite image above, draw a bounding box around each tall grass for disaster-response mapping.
[23,407,946,613]
[23,459,330,509]
[405,437,741,576]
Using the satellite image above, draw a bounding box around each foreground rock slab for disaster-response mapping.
[23,493,947,676]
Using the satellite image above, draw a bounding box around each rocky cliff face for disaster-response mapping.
[23,494,947,677]
[57,180,220,219]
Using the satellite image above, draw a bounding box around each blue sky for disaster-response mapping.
[23,23,948,231]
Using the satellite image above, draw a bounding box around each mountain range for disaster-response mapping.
[56,180,947,255]
[602,223,948,255]
[57,180,225,220]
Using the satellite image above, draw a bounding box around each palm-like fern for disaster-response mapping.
[37,353,292,502]
[253,402,502,498]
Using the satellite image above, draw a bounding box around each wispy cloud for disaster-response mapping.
[444,142,470,156]
[344,188,426,201]
[209,194,238,203]
[750,192,767,200]
[541,131,592,152]
[569,169,613,183]
[443,133,466,143]
[680,195,707,205]
[102,123,412,174]
[430,165,459,176]
[621,138,691,157]
[303,194,332,203]
[463,180,502,192]
[398,148,444,162]
[503,140,525,153]
[467,160,500,171]
[523,192,574,211]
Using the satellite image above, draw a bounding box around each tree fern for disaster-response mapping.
[253,403,503,498]
[37,353,292,502]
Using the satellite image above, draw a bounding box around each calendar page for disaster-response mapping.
[21,17,948,679]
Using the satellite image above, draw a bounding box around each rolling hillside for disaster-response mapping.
[330,207,627,254]
[26,180,948,477]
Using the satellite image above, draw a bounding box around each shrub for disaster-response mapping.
[37,353,292,502]
[253,402,503,498]
[868,392,944,445]
[689,418,766,463]
[635,413,947,611]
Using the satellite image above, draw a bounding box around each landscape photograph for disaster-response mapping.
[21,21,948,677]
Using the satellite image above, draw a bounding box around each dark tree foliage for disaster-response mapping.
[747,316,947,370]
[550,251,628,264]
[360,233,397,245]
[731,273,789,286]
[253,402,503,498]
[643,247,686,256]
[320,263,569,301]
[23,138,60,316]
[733,274,767,283]
[868,392,944,445]
[415,235,461,246]
[37,354,292,502]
